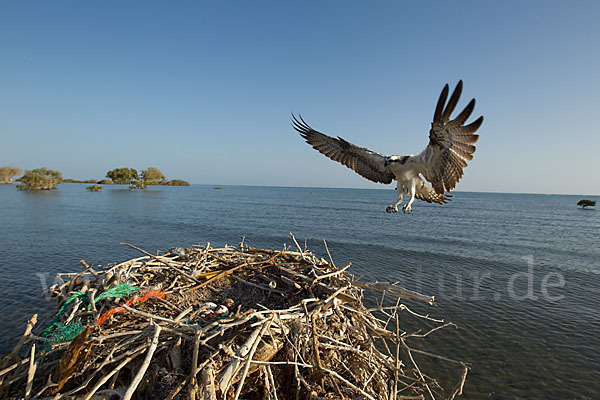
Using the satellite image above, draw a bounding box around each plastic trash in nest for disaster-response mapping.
[198,299,235,320]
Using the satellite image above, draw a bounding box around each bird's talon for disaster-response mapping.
[386,206,398,213]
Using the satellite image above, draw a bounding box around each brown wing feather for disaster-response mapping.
[425,81,483,194]
[414,177,452,204]
[292,115,394,184]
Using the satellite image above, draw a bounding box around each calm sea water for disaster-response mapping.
[1,183,598,398]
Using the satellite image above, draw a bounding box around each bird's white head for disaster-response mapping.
[384,155,408,167]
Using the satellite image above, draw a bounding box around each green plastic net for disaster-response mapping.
[42,283,138,344]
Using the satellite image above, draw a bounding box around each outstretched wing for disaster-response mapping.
[292,114,394,184]
[415,176,452,204]
[423,80,483,194]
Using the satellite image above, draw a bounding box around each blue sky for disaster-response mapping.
[1,1,599,194]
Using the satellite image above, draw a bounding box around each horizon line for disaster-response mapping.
[45,181,600,197]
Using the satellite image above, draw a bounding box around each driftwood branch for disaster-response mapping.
[123,323,162,400]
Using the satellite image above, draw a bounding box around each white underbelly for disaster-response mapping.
[389,164,421,182]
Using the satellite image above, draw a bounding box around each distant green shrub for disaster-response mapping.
[129,180,146,190]
[97,179,113,185]
[64,178,98,183]
[86,185,103,191]
[106,168,138,184]
[577,199,596,208]
[141,167,166,185]
[16,168,63,190]
[166,179,190,186]
[0,166,22,184]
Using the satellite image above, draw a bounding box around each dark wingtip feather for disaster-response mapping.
[453,98,476,126]
[442,81,463,122]
[463,115,484,133]
[291,113,312,136]
[433,83,450,122]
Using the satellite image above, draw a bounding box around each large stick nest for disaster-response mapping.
[0,236,468,399]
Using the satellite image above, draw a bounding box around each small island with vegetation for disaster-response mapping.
[166,179,190,186]
[15,168,63,190]
[86,184,103,192]
[103,167,189,189]
[64,178,97,184]
[577,199,596,209]
[0,167,22,184]
[1,165,189,191]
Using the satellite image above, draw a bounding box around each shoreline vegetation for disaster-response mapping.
[1,166,189,190]
[86,184,103,192]
[0,237,467,399]
[0,166,22,184]
[577,199,596,209]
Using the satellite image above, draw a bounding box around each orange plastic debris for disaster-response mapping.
[96,290,166,326]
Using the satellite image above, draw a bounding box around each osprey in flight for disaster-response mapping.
[292,81,483,213]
